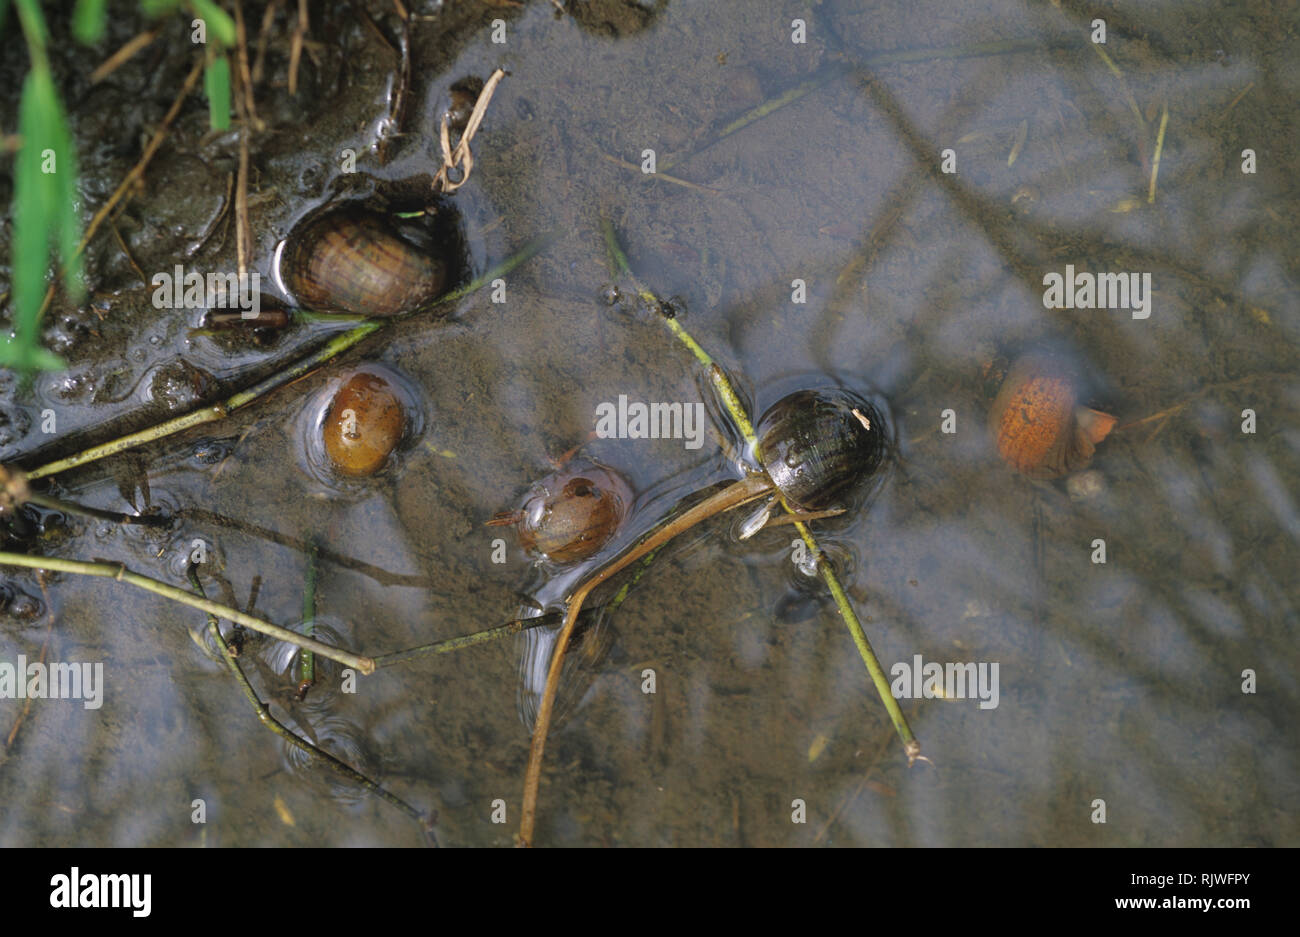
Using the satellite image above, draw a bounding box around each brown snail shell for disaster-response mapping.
[444,84,479,135]
[323,370,406,477]
[282,209,447,317]
[755,389,889,513]
[503,461,632,565]
[988,354,1116,478]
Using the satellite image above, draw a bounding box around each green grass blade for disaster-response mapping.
[46,77,84,301]
[204,54,231,130]
[188,0,236,47]
[72,0,106,43]
[4,70,68,373]
[140,0,183,16]
[11,0,47,52]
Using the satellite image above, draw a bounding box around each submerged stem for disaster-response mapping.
[377,545,664,669]
[518,473,773,845]
[25,492,171,526]
[374,616,553,668]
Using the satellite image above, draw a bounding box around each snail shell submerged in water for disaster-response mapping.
[501,460,633,565]
[755,389,890,513]
[322,370,407,477]
[282,209,448,316]
[988,353,1116,478]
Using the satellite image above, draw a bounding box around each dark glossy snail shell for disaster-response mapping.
[445,87,477,134]
[515,461,632,565]
[988,354,1116,479]
[282,209,447,317]
[756,389,888,513]
[322,370,406,476]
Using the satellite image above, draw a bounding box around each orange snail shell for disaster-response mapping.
[323,371,406,477]
[988,354,1116,479]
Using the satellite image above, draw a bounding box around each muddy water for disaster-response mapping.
[1,1,1297,846]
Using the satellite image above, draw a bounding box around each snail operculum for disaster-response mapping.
[735,496,777,541]
[755,388,890,514]
[281,207,449,317]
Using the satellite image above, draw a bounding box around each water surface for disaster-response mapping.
[1,0,1296,846]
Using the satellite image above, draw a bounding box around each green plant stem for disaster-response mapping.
[22,234,553,482]
[0,551,375,674]
[790,518,916,754]
[187,566,432,838]
[415,232,554,312]
[600,217,920,760]
[24,324,374,481]
[13,0,51,72]
[374,616,551,668]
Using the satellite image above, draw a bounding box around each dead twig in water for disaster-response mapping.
[232,0,262,132]
[108,217,147,285]
[289,0,308,95]
[812,718,900,844]
[599,152,719,194]
[1147,103,1168,204]
[1220,82,1253,117]
[433,67,506,193]
[231,20,255,281]
[519,475,774,845]
[1114,372,1291,443]
[25,490,172,527]
[251,0,284,83]
[175,507,432,588]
